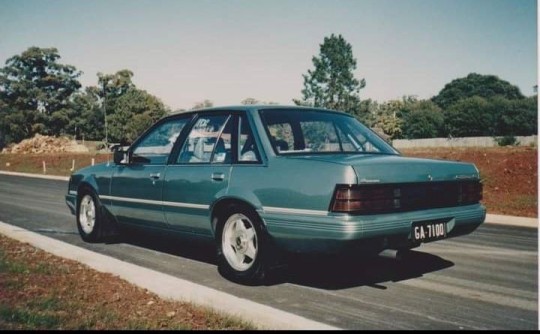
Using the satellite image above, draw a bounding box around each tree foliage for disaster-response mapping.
[241,97,259,105]
[191,99,213,110]
[69,87,104,141]
[295,34,366,114]
[401,100,444,139]
[0,47,81,114]
[0,47,170,148]
[106,87,169,143]
[440,94,537,138]
[98,70,134,98]
[241,97,278,105]
[432,73,525,110]
[442,96,496,137]
[0,47,82,145]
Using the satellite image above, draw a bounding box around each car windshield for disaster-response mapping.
[259,109,399,155]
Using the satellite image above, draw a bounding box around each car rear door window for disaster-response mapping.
[238,114,261,163]
[177,114,232,164]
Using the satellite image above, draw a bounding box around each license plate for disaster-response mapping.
[412,220,447,243]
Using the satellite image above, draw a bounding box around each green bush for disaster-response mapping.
[495,135,520,146]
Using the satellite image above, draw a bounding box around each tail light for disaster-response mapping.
[459,181,483,204]
[330,181,483,215]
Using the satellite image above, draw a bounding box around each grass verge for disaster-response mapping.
[0,234,255,330]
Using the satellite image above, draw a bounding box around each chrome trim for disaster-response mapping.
[359,178,380,183]
[455,174,476,180]
[162,200,209,209]
[263,206,328,216]
[99,195,209,210]
[68,190,77,195]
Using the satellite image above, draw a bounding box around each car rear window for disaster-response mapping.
[259,109,398,155]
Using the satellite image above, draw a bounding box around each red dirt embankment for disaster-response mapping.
[402,147,537,218]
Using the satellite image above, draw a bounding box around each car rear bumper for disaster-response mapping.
[260,204,486,254]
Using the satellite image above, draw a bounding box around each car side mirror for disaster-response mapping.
[113,147,131,165]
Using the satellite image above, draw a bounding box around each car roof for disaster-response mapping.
[168,105,349,118]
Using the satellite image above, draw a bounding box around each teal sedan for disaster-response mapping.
[65,106,485,283]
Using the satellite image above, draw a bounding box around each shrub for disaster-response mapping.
[494,135,520,146]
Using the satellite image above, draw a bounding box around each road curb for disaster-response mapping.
[0,170,537,228]
[0,220,339,330]
[485,214,537,229]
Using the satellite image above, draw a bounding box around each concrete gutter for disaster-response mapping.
[485,214,538,229]
[0,220,338,330]
[0,170,537,229]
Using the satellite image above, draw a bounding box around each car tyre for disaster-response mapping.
[216,206,268,285]
[76,189,104,243]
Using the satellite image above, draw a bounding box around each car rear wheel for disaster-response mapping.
[77,190,104,243]
[216,207,267,284]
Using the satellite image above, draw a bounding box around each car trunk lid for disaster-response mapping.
[285,154,480,183]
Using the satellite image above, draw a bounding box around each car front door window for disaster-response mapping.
[132,118,189,165]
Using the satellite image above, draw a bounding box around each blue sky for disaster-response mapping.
[0,0,537,110]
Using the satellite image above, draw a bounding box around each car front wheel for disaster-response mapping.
[216,207,267,284]
[77,191,103,243]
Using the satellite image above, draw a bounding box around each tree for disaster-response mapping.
[68,70,170,144]
[69,86,104,141]
[350,98,377,125]
[295,34,366,114]
[241,97,259,105]
[491,95,537,136]
[241,98,279,105]
[0,47,82,144]
[191,100,213,110]
[443,96,494,137]
[372,101,404,139]
[97,69,134,98]
[401,100,444,139]
[371,97,419,140]
[442,95,537,138]
[106,87,169,144]
[432,73,525,110]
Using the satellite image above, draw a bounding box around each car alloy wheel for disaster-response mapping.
[76,190,105,243]
[222,213,258,272]
[79,194,96,234]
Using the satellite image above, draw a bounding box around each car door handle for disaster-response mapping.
[149,173,161,180]
[211,172,225,181]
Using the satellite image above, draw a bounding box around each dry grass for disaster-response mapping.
[0,234,255,330]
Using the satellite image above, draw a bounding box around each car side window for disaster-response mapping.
[177,114,232,164]
[266,122,294,153]
[238,114,261,163]
[300,121,340,152]
[132,117,189,165]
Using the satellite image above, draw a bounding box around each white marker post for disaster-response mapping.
[42,161,46,174]
[70,159,75,172]
[91,158,95,166]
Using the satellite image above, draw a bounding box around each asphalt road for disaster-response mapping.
[0,174,537,329]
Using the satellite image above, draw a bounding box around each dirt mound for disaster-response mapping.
[2,134,89,154]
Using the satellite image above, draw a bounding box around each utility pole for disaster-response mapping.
[103,83,108,146]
